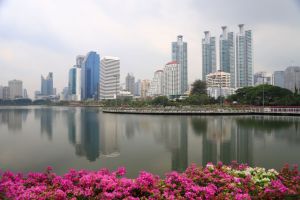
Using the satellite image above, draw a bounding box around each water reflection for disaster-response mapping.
[1,107,300,176]
[0,109,29,131]
[34,108,56,140]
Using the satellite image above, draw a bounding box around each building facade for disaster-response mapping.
[253,71,272,86]
[41,72,53,96]
[134,80,141,97]
[8,80,23,99]
[206,71,234,99]
[148,70,164,97]
[3,86,10,100]
[163,61,181,97]
[172,35,188,94]
[206,71,231,88]
[81,51,100,100]
[220,26,235,88]
[284,66,300,92]
[141,79,151,98]
[202,31,216,81]
[0,86,3,99]
[236,24,253,87]
[99,56,120,100]
[272,71,285,88]
[125,73,135,95]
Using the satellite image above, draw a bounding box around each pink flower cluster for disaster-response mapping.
[0,163,299,199]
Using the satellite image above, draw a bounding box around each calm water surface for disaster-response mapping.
[0,106,299,177]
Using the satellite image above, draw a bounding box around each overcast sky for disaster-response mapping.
[1,0,300,98]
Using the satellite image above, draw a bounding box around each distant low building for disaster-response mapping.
[206,71,235,99]
[272,71,285,88]
[254,71,272,86]
[284,66,300,92]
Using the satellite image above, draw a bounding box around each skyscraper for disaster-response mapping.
[163,61,181,97]
[172,35,188,94]
[202,31,216,81]
[236,24,253,87]
[125,73,135,95]
[99,56,120,100]
[284,66,300,92]
[134,80,141,96]
[8,80,23,99]
[272,71,285,88]
[68,67,77,100]
[41,72,54,96]
[220,26,235,88]
[0,86,3,99]
[81,51,100,100]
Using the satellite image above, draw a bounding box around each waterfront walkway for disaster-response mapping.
[102,107,300,116]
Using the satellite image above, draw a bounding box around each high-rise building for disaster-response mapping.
[134,80,141,96]
[202,31,216,81]
[125,73,135,95]
[254,71,272,86]
[81,51,100,100]
[3,86,10,100]
[172,35,188,94]
[41,72,54,96]
[8,79,23,99]
[149,70,164,97]
[68,67,77,100]
[0,86,3,99]
[163,61,181,97]
[272,71,285,88]
[23,89,28,98]
[76,55,85,66]
[141,79,151,98]
[284,66,300,92]
[99,56,120,100]
[220,26,235,88]
[236,24,253,87]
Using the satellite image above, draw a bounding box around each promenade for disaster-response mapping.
[102,107,300,116]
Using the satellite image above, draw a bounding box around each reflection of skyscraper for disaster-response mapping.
[0,109,29,131]
[201,116,253,166]
[39,108,54,140]
[153,116,188,172]
[100,114,120,157]
[76,109,100,161]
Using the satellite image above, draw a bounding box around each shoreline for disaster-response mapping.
[102,108,300,116]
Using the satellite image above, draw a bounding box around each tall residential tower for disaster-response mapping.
[236,24,253,87]
[220,26,235,88]
[172,35,188,94]
[202,31,216,81]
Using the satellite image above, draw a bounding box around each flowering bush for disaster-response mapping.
[0,163,299,199]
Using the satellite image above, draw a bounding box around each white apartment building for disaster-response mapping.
[8,79,23,99]
[163,61,181,97]
[206,71,235,99]
[206,71,231,88]
[148,70,164,97]
[99,56,120,100]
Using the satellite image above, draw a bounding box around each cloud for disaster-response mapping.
[0,0,300,97]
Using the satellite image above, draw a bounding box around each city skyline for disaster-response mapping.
[1,0,300,97]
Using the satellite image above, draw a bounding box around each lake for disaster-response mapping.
[0,106,299,178]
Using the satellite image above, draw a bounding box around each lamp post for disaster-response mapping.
[113,75,119,107]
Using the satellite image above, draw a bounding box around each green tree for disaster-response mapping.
[191,80,207,95]
[151,96,169,106]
